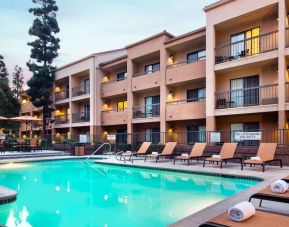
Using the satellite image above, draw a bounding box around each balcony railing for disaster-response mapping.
[166,58,205,69]
[101,77,127,85]
[72,112,90,123]
[215,84,278,109]
[132,104,160,119]
[286,82,289,102]
[72,85,90,97]
[167,97,206,105]
[132,69,160,77]
[55,90,69,101]
[286,27,289,47]
[55,115,70,124]
[215,30,278,64]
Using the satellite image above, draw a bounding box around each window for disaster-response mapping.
[117,72,127,81]
[84,79,90,94]
[65,85,69,98]
[187,88,206,102]
[230,75,259,107]
[116,129,127,144]
[144,62,160,74]
[187,126,206,144]
[231,27,260,58]
[187,49,206,63]
[117,100,128,111]
[231,122,259,145]
[145,96,160,117]
[145,128,160,143]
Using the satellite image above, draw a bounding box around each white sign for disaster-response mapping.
[235,132,261,141]
[107,134,116,141]
[211,132,221,143]
[79,134,89,143]
[0,134,6,140]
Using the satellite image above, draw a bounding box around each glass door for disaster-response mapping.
[145,97,153,117]
[231,33,245,58]
[84,79,90,94]
[230,78,244,107]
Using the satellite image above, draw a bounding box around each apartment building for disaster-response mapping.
[50,0,289,144]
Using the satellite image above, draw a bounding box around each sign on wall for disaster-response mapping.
[79,134,89,143]
[210,132,221,143]
[235,132,262,141]
[0,134,6,140]
[107,134,116,141]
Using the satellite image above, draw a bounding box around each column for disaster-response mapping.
[127,58,134,144]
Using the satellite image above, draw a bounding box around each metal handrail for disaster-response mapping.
[167,98,206,105]
[166,58,205,69]
[85,143,111,161]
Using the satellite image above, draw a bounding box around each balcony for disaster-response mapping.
[55,90,69,102]
[55,115,69,125]
[101,79,127,98]
[132,104,160,119]
[166,60,205,85]
[72,112,90,123]
[166,99,206,121]
[215,84,278,109]
[286,82,289,102]
[101,109,127,126]
[286,28,289,48]
[72,85,90,98]
[132,69,160,92]
[215,30,278,64]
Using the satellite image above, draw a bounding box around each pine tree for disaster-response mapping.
[12,65,24,100]
[0,55,20,130]
[27,0,60,136]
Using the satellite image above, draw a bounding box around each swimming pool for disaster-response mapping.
[0,160,259,227]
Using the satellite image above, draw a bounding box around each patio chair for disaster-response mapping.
[249,186,289,207]
[144,142,177,163]
[243,143,281,172]
[0,140,4,152]
[173,143,207,165]
[199,210,289,227]
[37,139,43,152]
[119,142,152,163]
[203,143,242,169]
[29,140,39,152]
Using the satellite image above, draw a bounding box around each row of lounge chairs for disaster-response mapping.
[119,142,282,172]
[200,176,289,226]
[0,139,43,152]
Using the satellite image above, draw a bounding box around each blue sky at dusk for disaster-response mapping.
[0,0,216,82]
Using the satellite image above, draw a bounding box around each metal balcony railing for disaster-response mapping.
[167,97,206,105]
[55,90,69,101]
[72,85,90,97]
[72,112,90,123]
[55,115,70,124]
[132,104,160,119]
[215,84,278,109]
[132,68,160,77]
[215,30,278,64]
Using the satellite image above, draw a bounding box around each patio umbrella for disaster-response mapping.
[0,116,7,120]
[9,116,42,138]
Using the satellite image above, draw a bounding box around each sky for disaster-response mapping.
[0,0,216,84]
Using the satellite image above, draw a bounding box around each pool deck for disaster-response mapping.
[0,154,288,227]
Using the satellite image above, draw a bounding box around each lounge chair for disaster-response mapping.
[243,143,282,172]
[119,142,152,163]
[173,143,207,165]
[29,140,39,152]
[249,186,289,207]
[0,140,4,152]
[203,143,242,169]
[199,210,289,227]
[144,142,177,163]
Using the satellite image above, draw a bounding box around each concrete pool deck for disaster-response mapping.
[0,154,288,227]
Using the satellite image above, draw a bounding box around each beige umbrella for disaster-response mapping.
[10,116,42,137]
[0,116,7,120]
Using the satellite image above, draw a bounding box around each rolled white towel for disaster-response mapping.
[228,201,256,222]
[151,152,158,156]
[212,154,221,159]
[250,156,261,161]
[271,180,289,194]
[181,153,189,157]
[125,151,132,155]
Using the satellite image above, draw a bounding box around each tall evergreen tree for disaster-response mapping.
[27,0,60,136]
[12,65,24,100]
[0,55,20,130]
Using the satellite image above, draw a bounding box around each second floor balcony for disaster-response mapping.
[72,112,90,123]
[132,69,160,92]
[55,115,70,125]
[101,109,127,126]
[215,84,278,109]
[55,90,69,101]
[215,30,278,64]
[132,104,160,119]
[72,85,90,98]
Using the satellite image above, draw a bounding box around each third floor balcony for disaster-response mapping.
[55,90,69,102]
[72,112,90,123]
[132,68,160,92]
[101,79,127,98]
[215,30,278,64]
[55,115,70,125]
[72,85,90,98]
[132,104,160,119]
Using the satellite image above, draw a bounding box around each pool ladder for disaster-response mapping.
[85,143,112,161]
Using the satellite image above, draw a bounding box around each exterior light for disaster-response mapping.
[55,86,61,92]
[168,128,173,133]
[104,131,108,135]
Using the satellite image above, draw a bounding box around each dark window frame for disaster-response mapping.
[187,49,206,63]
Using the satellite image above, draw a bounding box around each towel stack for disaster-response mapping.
[212,154,221,159]
[270,180,288,194]
[250,156,261,161]
[228,201,256,222]
[181,153,189,157]
[151,152,158,156]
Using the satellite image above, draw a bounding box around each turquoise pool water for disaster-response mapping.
[0,160,259,227]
